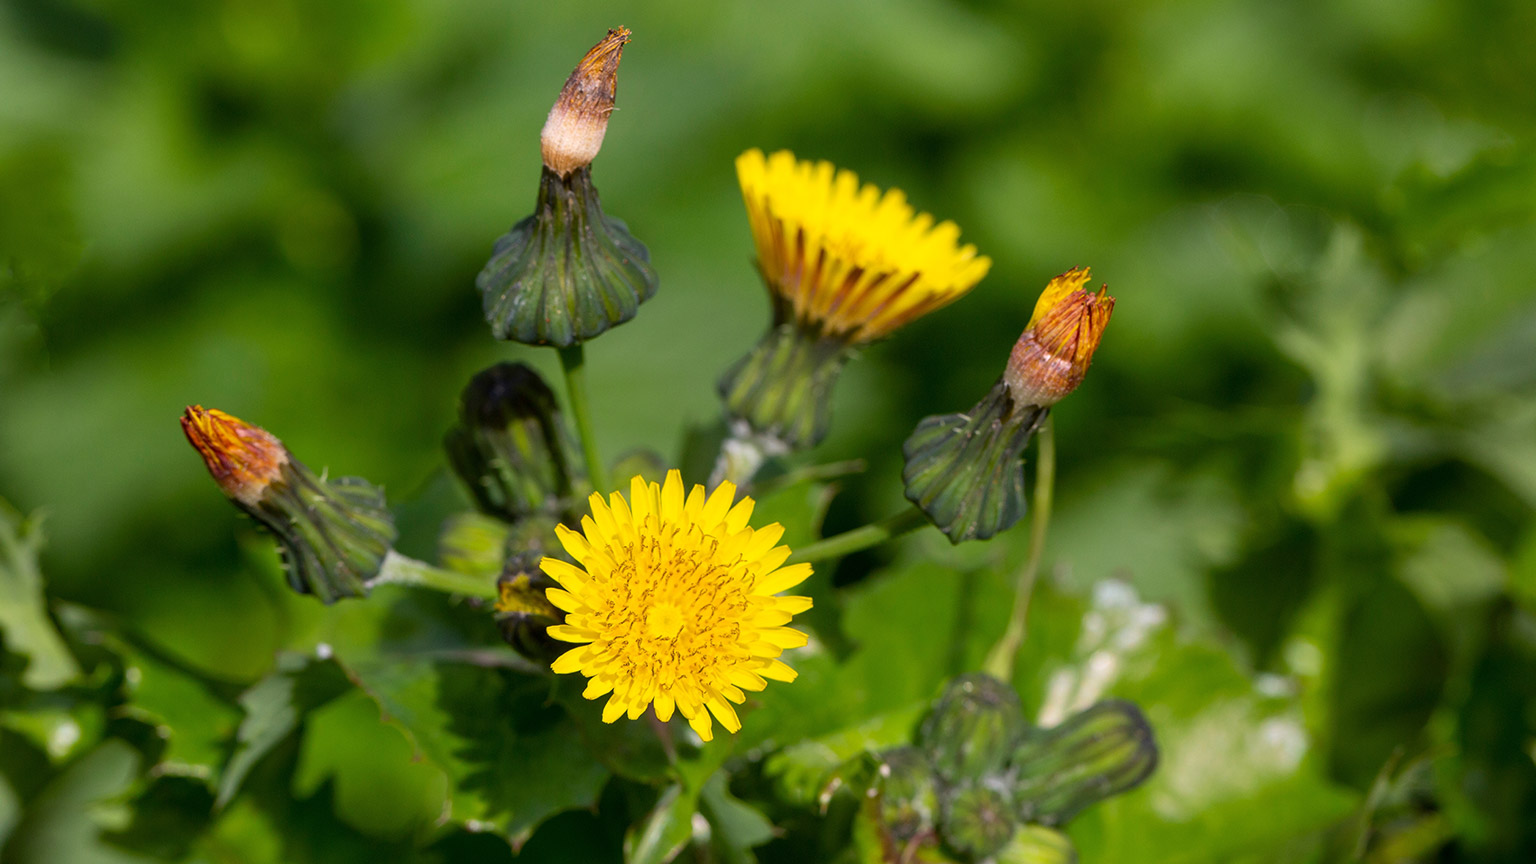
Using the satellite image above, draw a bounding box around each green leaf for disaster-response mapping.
[292,689,449,839]
[0,502,80,690]
[2,738,148,864]
[625,783,695,864]
[215,654,352,810]
[113,642,239,778]
[343,656,610,845]
[699,772,775,864]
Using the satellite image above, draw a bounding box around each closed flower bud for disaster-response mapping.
[181,406,396,603]
[872,747,941,846]
[939,781,1018,861]
[919,673,1028,784]
[494,551,565,663]
[1010,699,1158,826]
[902,269,1113,543]
[444,362,581,521]
[901,382,1047,544]
[477,28,658,347]
[540,27,627,178]
[1004,268,1114,408]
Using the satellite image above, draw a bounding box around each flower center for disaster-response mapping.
[647,601,686,640]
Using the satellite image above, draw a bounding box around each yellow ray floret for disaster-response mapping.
[736,148,991,344]
[542,470,814,742]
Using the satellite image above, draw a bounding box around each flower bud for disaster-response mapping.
[444,362,581,521]
[902,268,1112,543]
[1010,699,1158,826]
[901,381,1047,543]
[494,551,565,663]
[540,28,627,178]
[918,673,1028,784]
[477,29,657,347]
[939,781,1018,860]
[1004,268,1114,408]
[719,149,990,451]
[181,406,396,603]
[872,747,941,846]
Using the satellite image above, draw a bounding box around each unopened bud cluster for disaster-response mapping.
[848,674,1156,862]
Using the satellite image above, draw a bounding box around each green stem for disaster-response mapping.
[371,550,499,601]
[559,343,609,493]
[983,416,1056,680]
[787,507,929,566]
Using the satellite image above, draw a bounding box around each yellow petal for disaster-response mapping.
[760,659,798,682]
[688,707,714,742]
[761,627,809,649]
[724,496,755,533]
[602,696,626,724]
[540,557,588,587]
[756,562,813,595]
[655,691,676,722]
[701,481,735,526]
[705,697,741,734]
[545,588,583,613]
[547,625,596,643]
[551,647,587,675]
[629,475,652,524]
[661,470,684,521]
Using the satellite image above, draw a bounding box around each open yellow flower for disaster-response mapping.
[721,150,992,451]
[737,149,991,343]
[543,471,813,742]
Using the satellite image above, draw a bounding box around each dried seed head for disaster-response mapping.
[541,27,630,177]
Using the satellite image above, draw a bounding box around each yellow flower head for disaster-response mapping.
[1004,267,1115,407]
[736,149,991,344]
[180,405,288,506]
[543,471,813,742]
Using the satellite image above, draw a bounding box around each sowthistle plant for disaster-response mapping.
[182,27,1142,863]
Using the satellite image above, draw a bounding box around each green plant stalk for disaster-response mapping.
[786,506,929,565]
[558,343,610,494]
[371,550,499,601]
[983,416,1056,680]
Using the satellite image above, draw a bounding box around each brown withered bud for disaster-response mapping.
[1004,267,1115,408]
[541,27,629,177]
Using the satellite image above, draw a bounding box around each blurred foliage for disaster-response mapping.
[2,0,1535,861]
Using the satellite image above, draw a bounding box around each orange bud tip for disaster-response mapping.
[1004,268,1115,407]
[180,405,288,506]
[541,27,630,176]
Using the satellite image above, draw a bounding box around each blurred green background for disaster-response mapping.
[3,0,1535,861]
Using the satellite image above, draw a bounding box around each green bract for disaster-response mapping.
[477,166,658,347]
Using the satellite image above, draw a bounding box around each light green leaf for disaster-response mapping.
[343,656,610,845]
[625,783,696,864]
[699,771,775,864]
[215,654,351,810]
[0,502,80,690]
[2,738,150,864]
